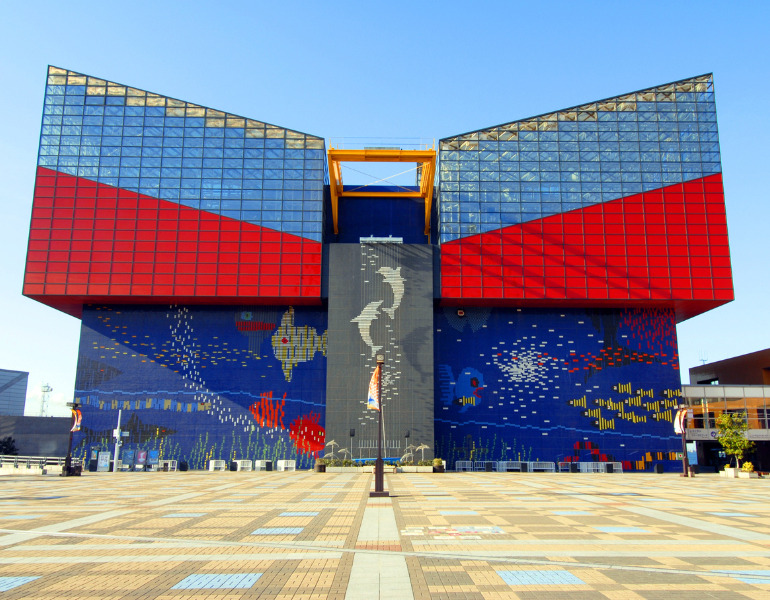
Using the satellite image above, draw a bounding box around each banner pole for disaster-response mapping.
[371,356,389,497]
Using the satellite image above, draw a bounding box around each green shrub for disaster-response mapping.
[0,436,18,455]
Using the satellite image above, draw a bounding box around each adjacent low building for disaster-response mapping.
[22,67,733,470]
[0,369,29,417]
[690,348,770,385]
[683,350,770,470]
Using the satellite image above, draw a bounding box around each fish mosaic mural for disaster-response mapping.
[271,307,328,381]
[437,365,486,412]
[236,309,282,354]
[288,412,326,457]
[73,304,327,468]
[434,307,682,470]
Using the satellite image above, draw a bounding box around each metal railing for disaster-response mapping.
[453,460,557,473]
[558,461,623,473]
[0,455,82,469]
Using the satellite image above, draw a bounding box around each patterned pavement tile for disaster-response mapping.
[0,576,40,592]
[172,572,262,589]
[497,568,587,585]
[251,526,305,535]
[2,471,770,598]
[715,570,770,584]
[551,510,592,515]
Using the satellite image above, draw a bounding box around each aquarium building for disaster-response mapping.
[23,67,732,470]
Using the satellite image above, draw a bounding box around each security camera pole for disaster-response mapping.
[369,354,388,497]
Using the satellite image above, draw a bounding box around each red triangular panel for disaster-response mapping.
[24,167,322,317]
[440,174,733,322]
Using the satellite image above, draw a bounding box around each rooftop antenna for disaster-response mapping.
[698,350,708,365]
[40,383,53,417]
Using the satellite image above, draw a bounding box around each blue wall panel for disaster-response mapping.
[74,304,328,469]
[434,307,682,470]
[330,186,427,243]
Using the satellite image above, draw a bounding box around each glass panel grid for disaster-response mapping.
[438,74,721,243]
[37,67,325,242]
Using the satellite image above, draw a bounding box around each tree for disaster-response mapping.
[716,412,755,468]
[0,436,19,455]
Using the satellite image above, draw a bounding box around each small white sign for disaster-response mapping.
[686,429,718,441]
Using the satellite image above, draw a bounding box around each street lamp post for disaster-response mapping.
[370,354,389,497]
[63,401,80,477]
[676,405,691,477]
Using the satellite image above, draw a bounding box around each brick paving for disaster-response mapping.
[1,470,769,598]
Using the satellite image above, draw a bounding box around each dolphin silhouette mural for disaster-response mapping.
[377,266,404,318]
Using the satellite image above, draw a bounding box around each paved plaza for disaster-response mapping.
[1,470,770,599]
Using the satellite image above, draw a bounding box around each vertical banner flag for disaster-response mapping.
[70,408,82,432]
[367,365,380,411]
[674,408,687,434]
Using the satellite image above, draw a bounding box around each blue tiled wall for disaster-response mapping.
[330,187,428,243]
[434,307,682,469]
[74,304,328,468]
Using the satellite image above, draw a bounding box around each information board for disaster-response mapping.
[96,451,111,472]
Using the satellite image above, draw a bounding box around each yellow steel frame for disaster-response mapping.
[327,147,437,237]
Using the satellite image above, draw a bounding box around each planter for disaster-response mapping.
[400,466,433,473]
[738,471,759,478]
[325,466,363,473]
[721,468,739,478]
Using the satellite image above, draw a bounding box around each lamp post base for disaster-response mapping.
[370,457,388,497]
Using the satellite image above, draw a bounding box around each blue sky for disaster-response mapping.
[1,1,768,416]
